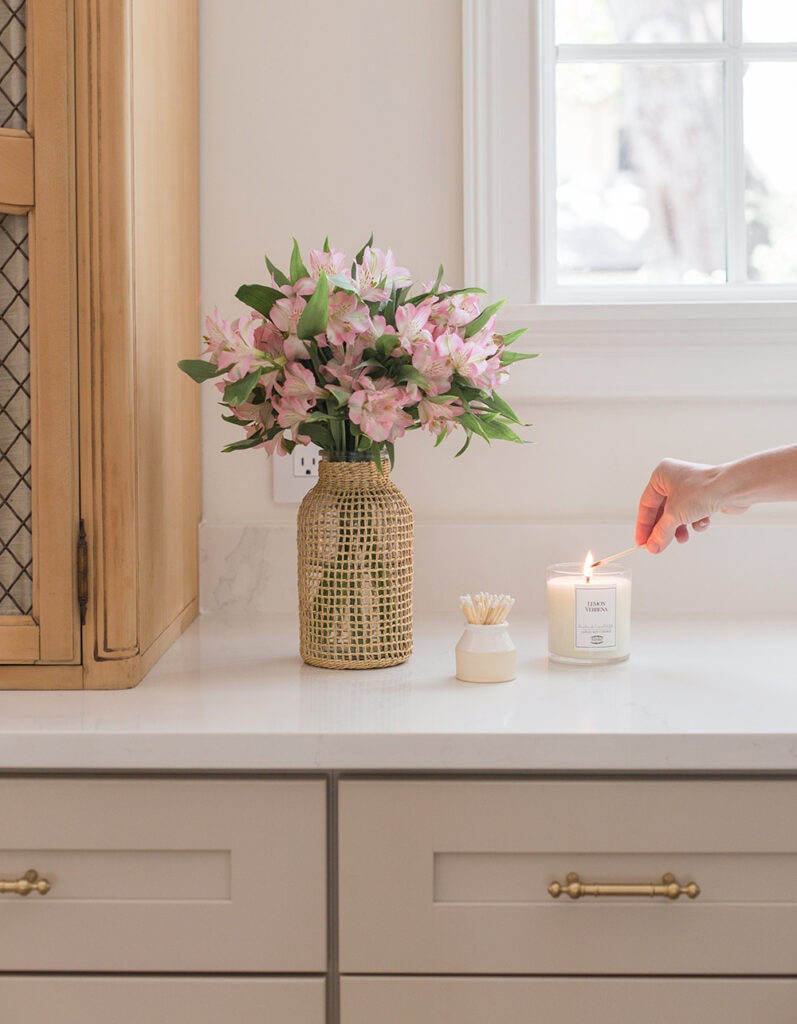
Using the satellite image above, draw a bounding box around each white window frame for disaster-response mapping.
[463,0,797,400]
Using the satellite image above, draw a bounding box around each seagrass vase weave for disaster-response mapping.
[297,455,413,668]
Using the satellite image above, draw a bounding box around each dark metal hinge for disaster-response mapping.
[77,519,88,626]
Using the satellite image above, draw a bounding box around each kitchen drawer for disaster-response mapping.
[1,976,325,1024]
[0,777,326,972]
[341,977,797,1024]
[339,778,797,975]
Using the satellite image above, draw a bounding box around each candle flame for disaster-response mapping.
[583,550,593,583]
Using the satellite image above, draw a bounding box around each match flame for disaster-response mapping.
[583,550,593,583]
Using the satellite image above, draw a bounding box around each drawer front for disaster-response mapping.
[341,977,797,1024]
[1,977,325,1024]
[0,777,326,972]
[339,778,797,974]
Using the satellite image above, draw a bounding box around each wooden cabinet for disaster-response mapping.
[0,0,200,689]
[0,777,327,1023]
[339,777,797,1021]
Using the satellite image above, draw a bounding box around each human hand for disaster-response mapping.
[635,458,734,554]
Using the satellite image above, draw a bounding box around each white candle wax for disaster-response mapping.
[547,561,631,665]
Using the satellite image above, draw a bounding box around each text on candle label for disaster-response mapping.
[575,585,617,649]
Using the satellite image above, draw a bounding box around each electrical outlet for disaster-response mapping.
[293,446,320,478]
[272,443,320,503]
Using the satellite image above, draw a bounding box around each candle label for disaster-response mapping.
[574,585,617,649]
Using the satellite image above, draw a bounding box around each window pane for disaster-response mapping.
[743,3,797,43]
[744,62,797,283]
[556,0,723,44]
[555,62,726,286]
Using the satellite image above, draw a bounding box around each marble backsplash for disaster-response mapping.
[200,521,797,618]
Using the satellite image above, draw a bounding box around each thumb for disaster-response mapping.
[646,512,677,554]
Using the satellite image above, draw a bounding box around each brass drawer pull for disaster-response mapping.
[548,872,700,901]
[0,869,51,896]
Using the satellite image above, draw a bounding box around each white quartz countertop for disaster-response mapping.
[1,613,797,772]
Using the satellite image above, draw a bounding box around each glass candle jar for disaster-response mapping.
[455,622,516,683]
[546,562,631,665]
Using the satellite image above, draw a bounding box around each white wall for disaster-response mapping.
[199,0,796,616]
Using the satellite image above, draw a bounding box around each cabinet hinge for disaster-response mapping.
[77,519,88,626]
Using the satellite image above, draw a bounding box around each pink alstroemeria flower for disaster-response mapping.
[308,246,348,279]
[273,394,314,433]
[230,398,275,434]
[321,336,370,394]
[410,337,455,397]
[326,291,373,346]
[348,378,414,443]
[203,310,263,381]
[395,301,434,352]
[431,290,482,328]
[253,319,285,358]
[436,320,500,389]
[270,295,311,360]
[360,313,393,344]
[276,361,325,402]
[355,246,411,303]
[417,396,464,436]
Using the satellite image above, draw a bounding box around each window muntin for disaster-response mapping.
[543,0,797,298]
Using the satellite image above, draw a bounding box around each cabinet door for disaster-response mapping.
[0,0,79,666]
[341,977,797,1024]
[0,777,327,972]
[1,977,325,1024]
[340,778,797,975]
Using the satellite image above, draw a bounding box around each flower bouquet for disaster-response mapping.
[179,236,535,464]
[180,237,535,668]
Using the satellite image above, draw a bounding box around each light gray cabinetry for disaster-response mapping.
[0,777,327,1023]
[339,777,797,1022]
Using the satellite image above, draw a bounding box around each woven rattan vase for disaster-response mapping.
[297,454,413,668]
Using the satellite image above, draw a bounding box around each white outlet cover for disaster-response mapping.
[273,444,320,503]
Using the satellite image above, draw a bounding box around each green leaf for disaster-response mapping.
[289,237,309,283]
[396,284,413,306]
[222,434,265,453]
[325,385,351,407]
[478,391,522,424]
[500,349,539,365]
[222,370,261,406]
[327,272,358,294]
[222,413,254,427]
[397,364,428,388]
[265,255,289,288]
[354,234,374,265]
[375,333,400,360]
[498,327,527,347]
[178,358,223,383]
[464,299,505,338]
[478,417,524,444]
[322,236,331,253]
[297,272,329,340]
[235,283,284,318]
[432,263,444,294]
[454,430,473,457]
[434,286,486,300]
[384,441,395,470]
[296,422,336,451]
[384,282,398,326]
[370,439,386,472]
[459,410,491,442]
